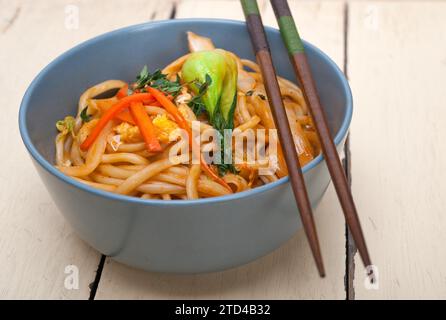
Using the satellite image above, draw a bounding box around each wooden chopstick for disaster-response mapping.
[270,0,372,270]
[241,0,325,277]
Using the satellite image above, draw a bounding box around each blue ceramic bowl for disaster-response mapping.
[19,19,352,273]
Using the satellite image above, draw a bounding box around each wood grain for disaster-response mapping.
[95,0,347,299]
[348,0,446,299]
[0,0,173,299]
[5,0,446,300]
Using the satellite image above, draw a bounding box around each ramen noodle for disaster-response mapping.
[54,32,320,200]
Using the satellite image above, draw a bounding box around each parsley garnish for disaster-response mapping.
[134,66,182,97]
[216,162,239,176]
[216,137,239,176]
[135,65,150,88]
[187,74,212,117]
[135,66,182,97]
[80,106,92,123]
[152,74,182,96]
[186,74,237,176]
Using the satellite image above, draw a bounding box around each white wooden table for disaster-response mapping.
[1,0,446,299]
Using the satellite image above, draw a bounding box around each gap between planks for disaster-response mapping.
[342,1,357,301]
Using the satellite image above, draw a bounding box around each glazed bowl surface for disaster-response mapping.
[19,19,352,273]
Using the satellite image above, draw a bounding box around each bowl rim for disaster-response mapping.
[19,18,353,207]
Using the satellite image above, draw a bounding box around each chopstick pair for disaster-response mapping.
[240,0,371,277]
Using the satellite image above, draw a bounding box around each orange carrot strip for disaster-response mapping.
[115,109,136,125]
[144,100,172,107]
[146,87,189,128]
[116,84,128,99]
[147,87,232,192]
[129,102,162,153]
[80,93,154,151]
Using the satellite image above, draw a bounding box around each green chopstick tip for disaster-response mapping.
[241,0,260,15]
[278,16,305,54]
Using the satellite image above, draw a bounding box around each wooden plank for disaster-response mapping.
[348,1,446,299]
[96,0,347,299]
[174,0,251,20]
[0,0,173,299]
[175,0,344,67]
